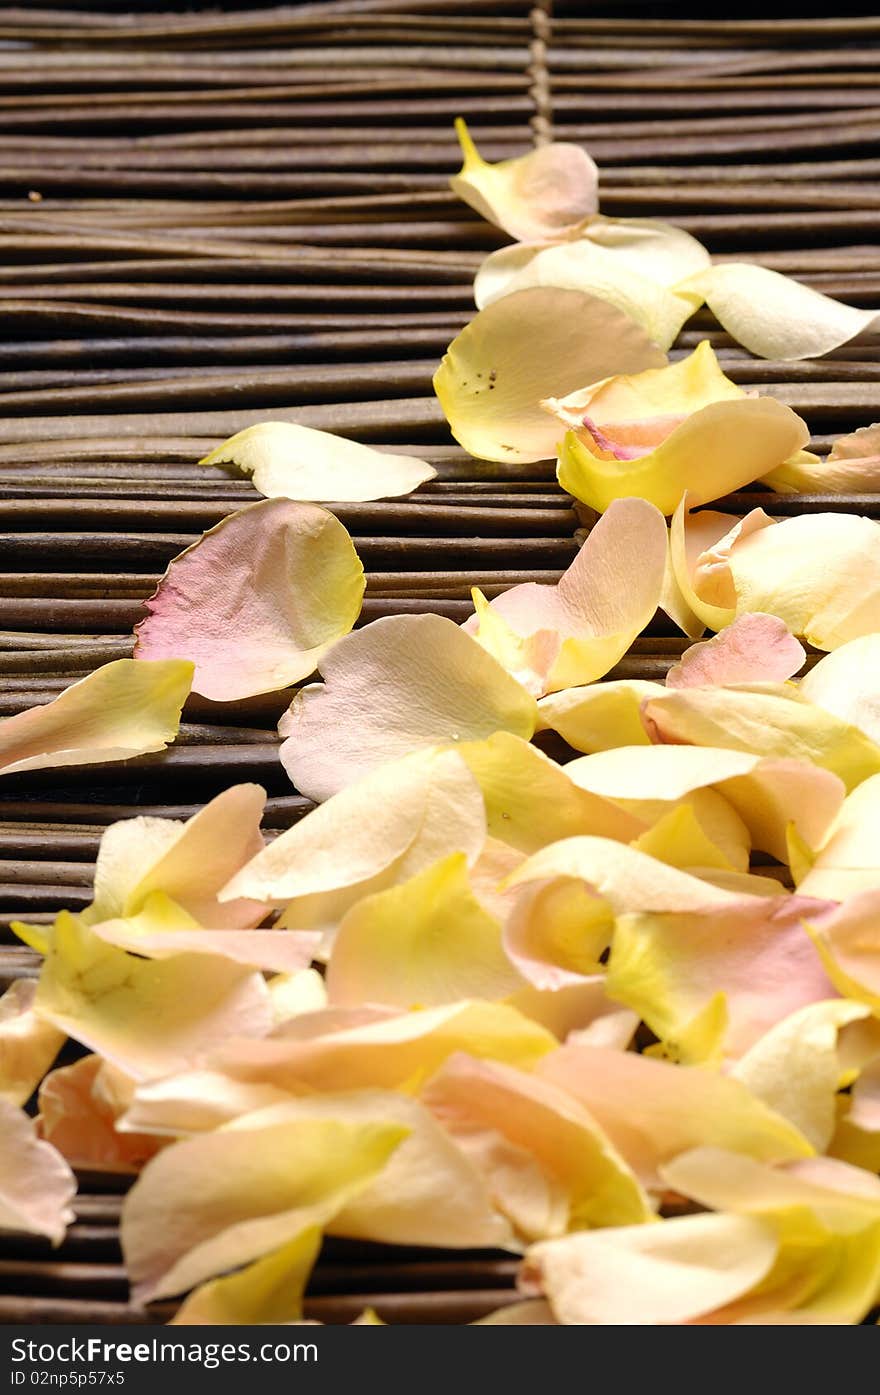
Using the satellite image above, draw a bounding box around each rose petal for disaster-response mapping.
[797,775,880,900]
[666,614,806,689]
[206,1000,556,1097]
[0,979,64,1107]
[0,658,191,776]
[662,1148,880,1229]
[201,421,436,502]
[449,119,598,243]
[643,684,880,793]
[34,912,273,1081]
[538,1045,811,1190]
[557,397,808,515]
[38,1055,161,1171]
[732,1001,871,1151]
[279,613,537,801]
[86,784,268,930]
[565,744,845,861]
[536,679,664,752]
[423,1053,651,1239]
[0,1101,76,1244]
[681,262,879,360]
[805,890,880,1012]
[606,900,835,1067]
[433,287,665,464]
[458,730,644,854]
[134,498,364,701]
[768,423,880,495]
[222,750,486,940]
[473,238,700,349]
[668,496,774,634]
[326,853,522,1009]
[522,1213,777,1325]
[464,498,668,695]
[799,634,880,747]
[170,1226,322,1326]
[121,1113,407,1302]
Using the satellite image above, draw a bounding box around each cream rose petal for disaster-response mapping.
[278,613,537,801]
[201,421,436,502]
[0,979,64,1107]
[449,119,598,243]
[536,679,664,753]
[538,1044,812,1189]
[665,614,806,689]
[121,1114,407,1302]
[0,658,191,776]
[221,750,486,932]
[422,1053,651,1239]
[134,498,365,701]
[34,912,273,1081]
[0,1100,76,1244]
[764,424,880,495]
[433,287,665,465]
[86,783,268,930]
[681,262,879,360]
[463,498,668,696]
[799,634,880,747]
[205,1000,556,1097]
[170,1227,322,1326]
[804,891,880,1012]
[521,1213,777,1326]
[797,774,880,900]
[38,1055,161,1171]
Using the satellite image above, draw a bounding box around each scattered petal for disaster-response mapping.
[536,679,664,752]
[799,634,880,747]
[433,287,665,464]
[170,1227,321,1326]
[522,1213,776,1325]
[681,262,879,360]
[449,119,598,243]
[464,498,667,695]
[665,614,806,689]
[805,891,880,1012]
[279,613,537,801]
[0,658,191,777]
[797,775,880,900]
[134,498,364,701]
[38,1055,161,1170]
[0,979,64,1107]
[0,1100,76,1244]
[201,421,436,502]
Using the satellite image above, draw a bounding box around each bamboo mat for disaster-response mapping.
[1,0,879,1323]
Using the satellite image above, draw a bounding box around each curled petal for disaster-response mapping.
[134,498,365,701]
[170,1227,322,1326]
[326,853,523,1009]
[666,613,806,689]
[0,658,191,777]
[642,684,880,793]
[545,340,742,429]
[422,1053,651,1239]
[38,1055,161,1171]
[473,239,700,349]
[201,421,435,502]
[668,497,774,634]
[581,215,711,285]
[0,1100,76,1244]
[433,287,665,464]
[34,912,273,1081]
[205,1000,556,1097]
[799,634,880,747]
[0,979,64,1107]
[222,750,486,932]
[449,119,598,242]
[797,775,880,900]
[87,784,268,930]
[805,891,880,1012]
[279,613,537,801]
[121,1113,407,1302]
[763,424,880,495]
[537,1045,811,1190]
[522,1213,777,1326]
[464,498,667,695]
[681,262,879,360]
[557,397,808,516]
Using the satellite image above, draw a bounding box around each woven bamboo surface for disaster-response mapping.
[0,0,879,1324]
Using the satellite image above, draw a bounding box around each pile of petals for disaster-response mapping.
[6,125,880,1328]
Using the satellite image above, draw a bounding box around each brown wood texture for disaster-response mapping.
[0,0,879,1325]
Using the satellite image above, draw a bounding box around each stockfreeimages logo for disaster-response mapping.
[10,1338,318,1376]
